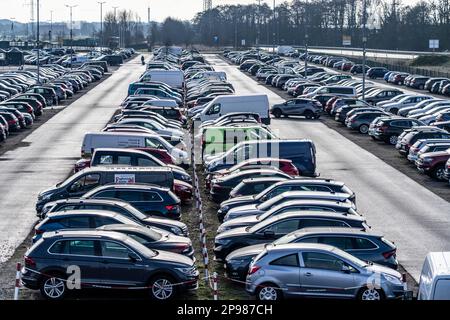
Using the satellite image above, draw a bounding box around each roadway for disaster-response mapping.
[0,55,147,263]
[206,54,450,282]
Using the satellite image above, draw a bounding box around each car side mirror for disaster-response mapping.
[129,252,140,262]
[263,230,275,238]
[341,264,351,274]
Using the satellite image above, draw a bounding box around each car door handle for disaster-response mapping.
[305,272,313,277]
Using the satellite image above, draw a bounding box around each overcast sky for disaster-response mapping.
[0,0,420,23]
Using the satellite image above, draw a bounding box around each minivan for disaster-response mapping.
[418,252,450,300]
[36,167,174,213]
[195,94,271,124]
[205,140,317,177]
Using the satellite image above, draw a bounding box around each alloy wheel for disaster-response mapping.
[258,287,278,300]
[389,135,398,145]
[152,278,174,300]
[361,288,381,301]
[43,277,65,299]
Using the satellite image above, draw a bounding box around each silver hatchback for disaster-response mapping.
[246,243,406,300]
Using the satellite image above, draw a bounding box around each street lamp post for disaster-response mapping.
[66,4,77,70]
[362,0,367,100]
[37,0,40,84]
[49,10,53,42]
[113,6,119,48]
[256,0,261,59]
[304,1,309,78]
[272,0,276,54]
[98,1,106,51]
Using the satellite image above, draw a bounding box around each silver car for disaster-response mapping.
[246,243,406,300]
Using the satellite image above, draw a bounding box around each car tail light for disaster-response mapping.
[35,228,44,235]
[24,256,36,268]
[7,119,16,125]
[248,265,261,275]
[382,249,397,259]
[174,244,190,253]
[165,204,179,212]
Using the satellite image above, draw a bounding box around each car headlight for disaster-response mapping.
[221,206,229,212]
[383,274,402,285]
[217,225,229,233]
[176,266,198,277]
[422,157,433,163]
[215,238,231,246]
[40,194,52,201]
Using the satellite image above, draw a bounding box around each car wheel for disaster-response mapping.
[272,109,282,118]
[256,284,282,301]
[39,273,67,300]
[388,135,398,145]
[358,287,384,301]
[304,110,314,119]
[149,275,177,300]
[359,124,369,134]
[419,85,424,90]
[432,164,446,181]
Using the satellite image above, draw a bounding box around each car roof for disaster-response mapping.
[275,178,344,187]
[51,198,129,207]
[291,227,381,238]
[241,177,288,183]
[47,210,120,219]
[87,183,169,192]
[275,199,353,208]
[266,242,342,253]
[42,230,130,241]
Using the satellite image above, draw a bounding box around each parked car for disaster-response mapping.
[270,98,322,119]
[371,118,424,145]
[225,227,398,280]
[415,148,450,180]
[245,243,405,300]
[213,211,368,261]
[346,111,391,134]
[229,177,289,198]
[367,67,389,79]
[82,184,181,220]
[218,179,355,220]
[39,198,188,236]
[97,224,194,259]
[21,230,198,300]
[418,252,450,300]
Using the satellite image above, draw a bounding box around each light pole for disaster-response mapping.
[98,1,106,51]
[272,0,276,54]
[256,0,261,59]
[49,10,53,42]
[37,0,40,84]
[66,4,77,70]
[304,1,309,78]
[10,18,15,41]
[362,0,367,100]
[113,6,119,48]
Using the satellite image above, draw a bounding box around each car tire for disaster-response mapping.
[419,85,424,90]
[357,287,385,301]
[272,109,282,119]
[256,283,283,301]
[388,135,398,145]
[39,273,67,300]
[149,274,177,300]
[304,110,314,119]
[431,164,446,181]
[359,124,369,134]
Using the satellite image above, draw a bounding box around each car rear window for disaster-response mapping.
[270,254,299,267]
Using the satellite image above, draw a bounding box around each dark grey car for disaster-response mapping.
[225,227,398,280]
[270,98,322,119]
[21,230,198,300]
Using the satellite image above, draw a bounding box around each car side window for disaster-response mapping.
[100,241,132,259]
[353,237,378,250]
[116,190,141,202]
[299,185,333,192]
[270,254,299,267]
[66,240,97,256]
[299,219,348,228]
[142,191,163,202]
[93,190,117,199]
[94,216,120,227]
[70,174,101,193]
[319,236,354,250]
[49,240,67,254]
[264,219,300,235]
[302,252,349,272]
[117,156,132,165]
[137,157,157,166]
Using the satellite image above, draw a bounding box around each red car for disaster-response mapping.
[415,149,450,181]
[174,179,193,203]
[324,96,340,114]
[341,62,354,72]
[205,158,300,190]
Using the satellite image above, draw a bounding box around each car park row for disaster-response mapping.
[226,49,450,186]
[16,46,449,301]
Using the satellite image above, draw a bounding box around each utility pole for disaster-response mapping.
[362,0,367,100]
[37,0,40,84]
[304,0,309,78]
[272,0,276,54]
[113,6,119,48]
[49,10,53,42]
[147,5,151,51]
[66,4,77,70]
[256,0,261,59]
[98,1,106,51]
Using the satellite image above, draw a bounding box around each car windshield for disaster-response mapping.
[273,231,303,245]
[124,237,157,258]
[123,204,148,220]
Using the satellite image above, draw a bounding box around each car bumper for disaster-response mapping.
[210,191,229,204]
[224,261,250,281]
[20,267,40,290]
[213,245,228,262]
[407,154,418,162]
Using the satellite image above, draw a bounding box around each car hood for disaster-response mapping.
[225,204,261,220]
[226,243,269,260]
[221,195,256,207]
[420,151,450,159]
[366,263,402,279]
[219,215,259,232]
[143,216,186,229]
[215,226,249,240]
[153,250,193,267]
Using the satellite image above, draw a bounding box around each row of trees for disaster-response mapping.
[190,0,450,51]
[103,10,145,47]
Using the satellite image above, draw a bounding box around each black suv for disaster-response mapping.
[372,118,425,145]
[22,230,198,300]
[40,198,188,236]
[397,128,450,156]
[82,184,181,220]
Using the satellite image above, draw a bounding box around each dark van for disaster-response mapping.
[205,140,317,177]
[36,167,174,213]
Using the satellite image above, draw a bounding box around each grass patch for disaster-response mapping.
[410,55,450,66]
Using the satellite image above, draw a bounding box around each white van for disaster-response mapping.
[196,94,270,124]
[140,70,184,89]
[418,252,450,300]
[305,85,356,98]
[81,132,188,163]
